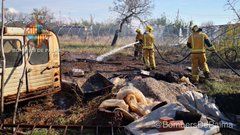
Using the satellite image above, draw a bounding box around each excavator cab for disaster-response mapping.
[0,26,61,104]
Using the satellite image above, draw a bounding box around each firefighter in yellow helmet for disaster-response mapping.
[187,25,216,83]
[134,29,144,59]
[143,25,156,70]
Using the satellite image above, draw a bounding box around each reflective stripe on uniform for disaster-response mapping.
[144,34,146,46]
[192,74,199,77]
[192,35,194,49]
[191,49,206,53]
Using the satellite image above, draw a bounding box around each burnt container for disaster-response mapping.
[81,73,114,101]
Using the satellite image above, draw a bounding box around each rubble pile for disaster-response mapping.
[131,77,194,103]
[63,66,238,134]
[93,72,236,134]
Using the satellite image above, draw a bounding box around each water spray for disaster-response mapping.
[96,41,139,62]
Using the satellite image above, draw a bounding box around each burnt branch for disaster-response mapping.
[111,0,152,31]
[110,0,153,46]
[226,0,240,20]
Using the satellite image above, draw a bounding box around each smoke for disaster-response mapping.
[6,7,19,14]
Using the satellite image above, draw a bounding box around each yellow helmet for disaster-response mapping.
[192,25,199,32]
[136,29,141,33]
[146,25,153,32]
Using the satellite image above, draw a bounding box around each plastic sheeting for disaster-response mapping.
[177,91,229,122]
[126,103,220,135]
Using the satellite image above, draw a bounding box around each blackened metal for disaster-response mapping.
[5,88,60,105]
[81,73,114,101]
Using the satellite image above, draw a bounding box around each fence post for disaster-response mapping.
[0,0,6,116]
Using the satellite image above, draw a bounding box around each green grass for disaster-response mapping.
[31,129,59,135]
[204,80,240,96]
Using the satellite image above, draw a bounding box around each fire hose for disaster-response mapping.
[154,44,240,77]
[153,23,240,77]
[213,52,240,77]
[153,22,240,64]
[154,44,191,65]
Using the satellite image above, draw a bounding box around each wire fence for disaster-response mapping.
[53,23,240,67]
[5,21,240,67]
[0,124,125,135]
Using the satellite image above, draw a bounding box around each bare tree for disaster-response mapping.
[5,11,29,27]
[110,0,153,46]
[226,0,240,20]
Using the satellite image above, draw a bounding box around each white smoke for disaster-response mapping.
[6,7,19,14]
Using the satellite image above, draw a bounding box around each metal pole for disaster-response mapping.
[0,0,6,115]
[13,45,33,124]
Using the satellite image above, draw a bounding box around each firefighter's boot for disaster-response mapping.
[204,72,210,79]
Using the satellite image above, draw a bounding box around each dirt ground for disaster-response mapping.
[3,51,240,133]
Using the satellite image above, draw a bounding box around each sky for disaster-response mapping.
[5,0,239,25]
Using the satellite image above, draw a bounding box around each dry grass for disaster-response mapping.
[59,36,135,55]
[11,91,114,127]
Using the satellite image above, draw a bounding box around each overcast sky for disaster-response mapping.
[5,0,239,25]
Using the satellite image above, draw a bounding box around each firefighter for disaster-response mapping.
[134,29,143,59]
[187,25,216,84]
[143,25,156,71]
